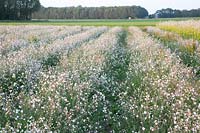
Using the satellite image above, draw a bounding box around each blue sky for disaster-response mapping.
[40,0,200,14]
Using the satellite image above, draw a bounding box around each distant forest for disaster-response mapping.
[32,6,148,19]
[0,0,200,20]
[32,6,200,19]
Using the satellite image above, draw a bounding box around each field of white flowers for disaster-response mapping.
[0,25,199,132]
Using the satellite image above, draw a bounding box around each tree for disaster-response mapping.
[150,8,200,18]
[0,0,41,20]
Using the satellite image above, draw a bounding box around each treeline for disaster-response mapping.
[150,8,200,18]
[32,6,148,19]
[0,0,41,20]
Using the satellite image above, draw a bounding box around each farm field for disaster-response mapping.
[0,19,159,27]
[0,18,200,27]
[0,20,200,132]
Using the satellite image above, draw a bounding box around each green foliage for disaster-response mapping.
[41,53,62,69]
[0,70,28,96]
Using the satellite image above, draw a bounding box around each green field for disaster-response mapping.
[0,18,199,26]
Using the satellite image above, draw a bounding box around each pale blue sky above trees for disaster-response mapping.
[40,0,200,14]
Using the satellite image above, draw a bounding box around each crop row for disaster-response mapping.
[144,26,200,77]
[126,27,200,132]
[0,27,122,132]
[0,26,90,56]
[0,27,107,101]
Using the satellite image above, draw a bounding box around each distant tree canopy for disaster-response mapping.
[3,2,200,20]
[32,6,149,19]
[0,0,41,20]
[150,8,200,18]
